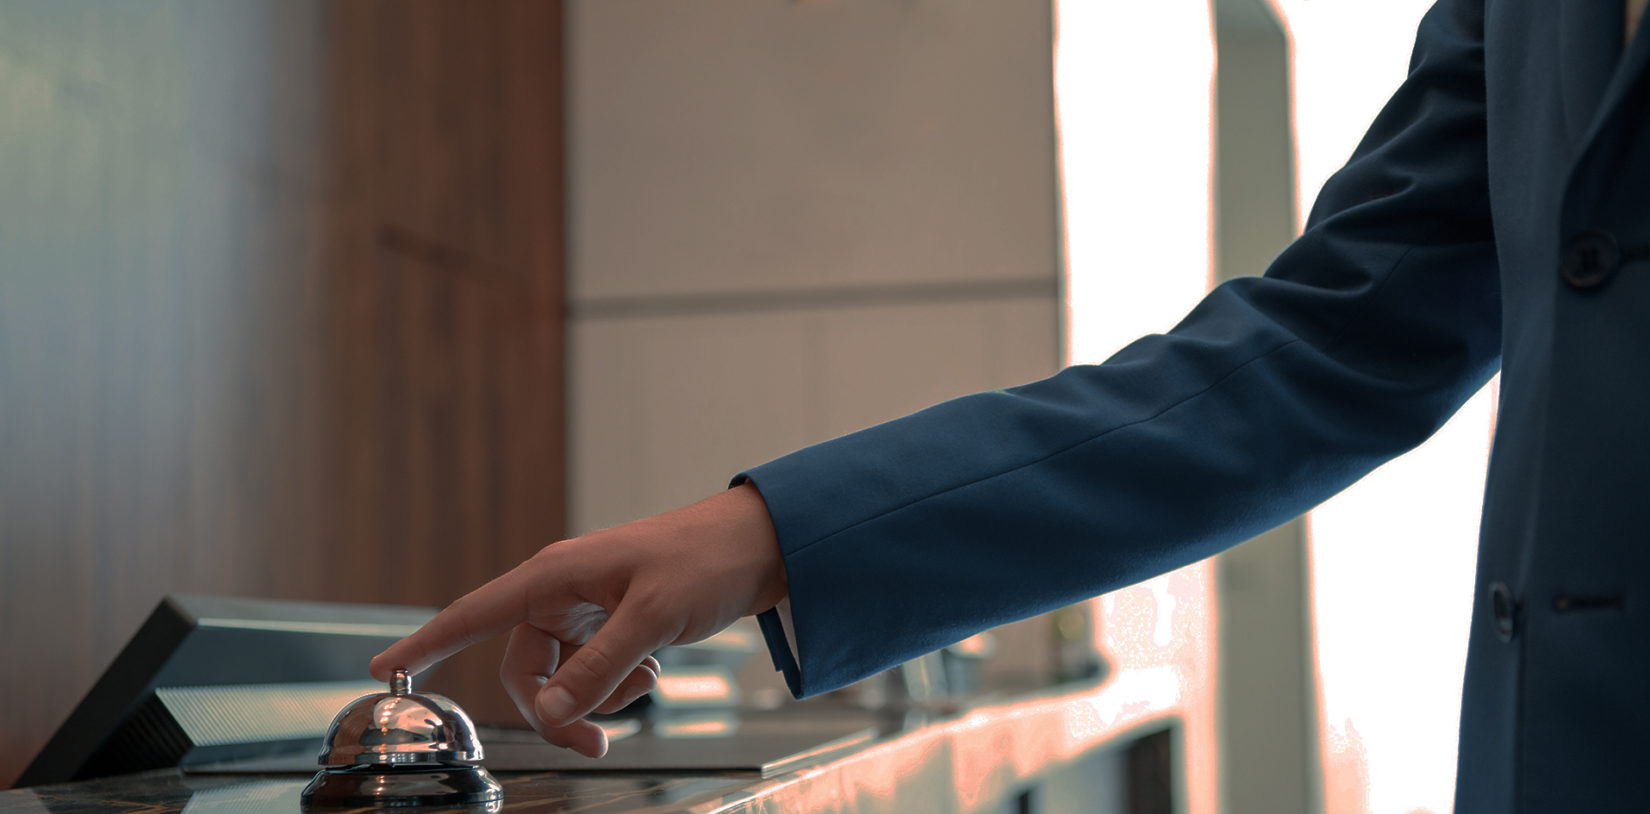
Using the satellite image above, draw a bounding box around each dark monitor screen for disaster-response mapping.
[17,595,435,787]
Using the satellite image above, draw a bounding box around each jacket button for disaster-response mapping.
[1489,581,1518,642]
[1561,229,1621,289]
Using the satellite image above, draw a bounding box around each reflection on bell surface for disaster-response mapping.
[301,669,504,809]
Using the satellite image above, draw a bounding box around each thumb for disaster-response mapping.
[536,602,676,726]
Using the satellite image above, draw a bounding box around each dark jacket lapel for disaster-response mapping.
[1578,5,1650,148]
[1557,1,1625,144]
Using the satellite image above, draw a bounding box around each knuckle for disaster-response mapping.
[529,537,575,562]
[623,590,671,626]
[563,646,620,692]
[440,597,486,650]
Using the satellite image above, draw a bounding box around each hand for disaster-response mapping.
[370,482,787,758]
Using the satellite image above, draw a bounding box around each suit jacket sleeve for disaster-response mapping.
[738,0,1500,699]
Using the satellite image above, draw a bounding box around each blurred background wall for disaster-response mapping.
[0,0,1068,790]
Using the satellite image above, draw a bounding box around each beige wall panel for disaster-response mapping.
[566,0,1063,700]
[569,296,1057,534]
[813,298,1060,438]
[568,0,1058,301]
[568,311,818,535]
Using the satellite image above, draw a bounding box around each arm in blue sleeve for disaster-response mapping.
[746,0,1498,698]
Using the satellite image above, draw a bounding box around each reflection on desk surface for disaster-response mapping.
[3,769,765,814]
[4,708,884,813]
[181,710,878,777]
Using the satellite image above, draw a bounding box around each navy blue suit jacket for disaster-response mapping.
[742,1,1650,809]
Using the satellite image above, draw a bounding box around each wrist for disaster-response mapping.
[727,480,788,613]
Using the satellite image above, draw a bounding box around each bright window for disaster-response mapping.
[1056,4,1219,814]
[1059,2,1495,813]
[1278,2,1495,813]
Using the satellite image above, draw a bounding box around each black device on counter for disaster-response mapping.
[16,595,435,787]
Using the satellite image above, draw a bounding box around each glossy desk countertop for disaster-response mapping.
[0,683,1174,814]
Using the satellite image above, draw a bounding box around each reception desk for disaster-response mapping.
[0,683,1175,814]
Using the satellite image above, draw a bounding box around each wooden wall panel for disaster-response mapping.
[0,0,565,787]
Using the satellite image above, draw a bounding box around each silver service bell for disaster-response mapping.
[301,669,504,809]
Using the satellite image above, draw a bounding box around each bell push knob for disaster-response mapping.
[301,669,504,808]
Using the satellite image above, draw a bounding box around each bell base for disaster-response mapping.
[301,763,504,809]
